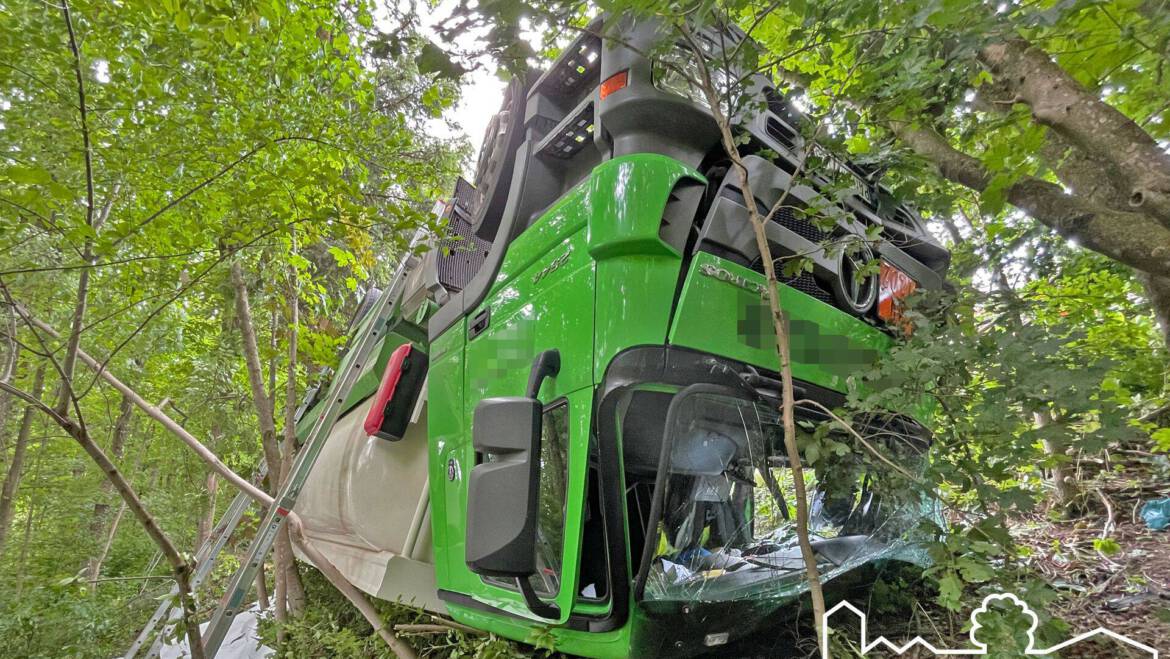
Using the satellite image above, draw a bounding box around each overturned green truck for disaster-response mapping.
[291,17,950,658]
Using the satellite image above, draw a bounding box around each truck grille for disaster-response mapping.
[770,204,827,244]
[782,272,834,305]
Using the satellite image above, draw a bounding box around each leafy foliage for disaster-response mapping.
[0,0,463,655]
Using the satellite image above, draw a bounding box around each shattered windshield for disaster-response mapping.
[624,389,934,603]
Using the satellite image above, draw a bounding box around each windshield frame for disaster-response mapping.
[601,351,932,605]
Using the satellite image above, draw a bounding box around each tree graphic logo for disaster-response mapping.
[821,592,1159,658]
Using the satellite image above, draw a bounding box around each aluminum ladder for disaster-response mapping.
[198,227,427,656]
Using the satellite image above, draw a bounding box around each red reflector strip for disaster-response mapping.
[600,70,628,100]
[276,507,290,517]
[877,261,917,323]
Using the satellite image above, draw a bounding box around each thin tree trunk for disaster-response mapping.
[268,305,279,407]
[230,261,304,620]
[1138,272,1170,348]
[15,496,35,598]
[255,565,270,611]
[0,344,18,457]
[281,260,306,617]
[230,262,283,478]
[0,365,45,556]
[1035,410,1076,510]
[196,471,218,550]
[89,501,126,591]
[681,24,826,646]
[56,0,95,415]
[88,394,134,576]
[0,381,204,659]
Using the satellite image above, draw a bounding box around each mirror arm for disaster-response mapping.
[517,576,561,619]
[515,349,562,620]
[526,349,561,398]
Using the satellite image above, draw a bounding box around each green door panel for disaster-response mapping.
[670,252,892,393]
[445,217,595,623]
[426,318,466,588]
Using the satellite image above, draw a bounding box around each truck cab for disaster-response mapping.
[294,15,948,658]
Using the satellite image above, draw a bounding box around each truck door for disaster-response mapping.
[460,218,596,624]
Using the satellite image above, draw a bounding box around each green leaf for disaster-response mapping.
[417,41,466,80]
[1151,427,1170,453]
[5,165,53,185]
[845,133,871,154]
[1093,538,1121,556]
[937,571,963,610]
[957,557,994,583]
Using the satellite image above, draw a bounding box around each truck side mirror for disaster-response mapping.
[465,350,562,620]
[465,396,542,577]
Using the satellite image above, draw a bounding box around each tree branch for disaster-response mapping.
[678,21,827,646]
[57,0,97,414]
[111,136,347,247]
[891,120,1170,277]
[0,380,203,659]
[979,38,1170,224]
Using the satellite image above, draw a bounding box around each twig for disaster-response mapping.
[794,399,917,480]
[394,623,484,636]
[87,574,174,584]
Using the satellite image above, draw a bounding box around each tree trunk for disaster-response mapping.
[87,394,134,576]
[1035,410,1076,511]
[89,501,126,591]
[281,263,306,617]
[1138,272,1170,348]
[255,565,270,611]
[0,365,45,556]
[230,261,304,620]
[0,345,18,456]
[15,498,35,598]
[196,471,218,550]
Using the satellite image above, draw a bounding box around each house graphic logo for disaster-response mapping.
[821,592,1159,658]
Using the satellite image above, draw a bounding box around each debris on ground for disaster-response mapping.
[1140,498,1170,531]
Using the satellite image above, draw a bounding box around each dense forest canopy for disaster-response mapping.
[1,0,1168,657]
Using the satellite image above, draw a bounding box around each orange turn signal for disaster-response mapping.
[877,261,917,325]
[600,70,628,99]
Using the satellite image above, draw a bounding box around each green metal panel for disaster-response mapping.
[445,601,633,659]
[584,154,702,259]
[588,155,704,375]
[669,252,892,393]
[427,318,465,589]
